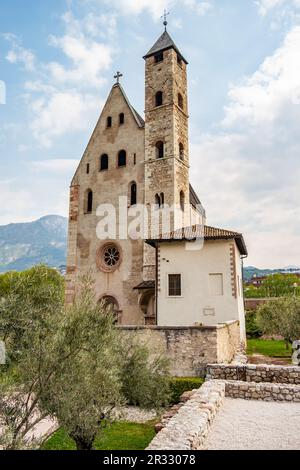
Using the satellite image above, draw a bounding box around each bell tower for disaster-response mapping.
[143,25,190,236]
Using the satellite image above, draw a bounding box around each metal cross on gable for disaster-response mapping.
[161,9,170,30]
[114,71,123,84]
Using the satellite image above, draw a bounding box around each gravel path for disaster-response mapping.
[203,399,300,450]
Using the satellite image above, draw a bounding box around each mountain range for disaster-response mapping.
[0,215,299,277]
[0,215,68,273]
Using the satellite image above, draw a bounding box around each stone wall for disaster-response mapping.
[147,381,225,450]
[207,364,300,384]
[225,380,300,402]
[120,321,240,377]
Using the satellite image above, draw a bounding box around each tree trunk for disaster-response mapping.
[72,435,94,451]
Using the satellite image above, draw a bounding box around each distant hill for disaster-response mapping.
[243,265,300,281]
[0,215,68,273]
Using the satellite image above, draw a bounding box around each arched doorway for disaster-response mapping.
[139,290,156,325]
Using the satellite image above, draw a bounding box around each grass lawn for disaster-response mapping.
[41,421,156,451]
[247,339,292,358]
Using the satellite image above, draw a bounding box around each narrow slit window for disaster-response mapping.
[178,93,183,110]
[130,182,137,206]
[119,113,125,125]
[85,190,93,214]
[107,116,112,128]
[155,91,163,107]
[156,141,164,159]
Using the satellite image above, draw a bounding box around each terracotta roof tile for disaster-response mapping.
[146,225,248,256]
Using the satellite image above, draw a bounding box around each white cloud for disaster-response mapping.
[0,180,36,225]
[31,159,78,174]
[30,92,101,148]
[190,25,300,267]
[4,10,114,148]
[47,35,112,88]
[3,33,36,71]
[223,26,300,128]
[255,0,300,26]
[102,0,213,19]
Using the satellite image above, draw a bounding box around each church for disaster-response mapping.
[66,23,248,344]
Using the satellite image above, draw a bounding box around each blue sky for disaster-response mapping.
[1,0,300,268]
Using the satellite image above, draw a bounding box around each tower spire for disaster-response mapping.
[161,9,170,31]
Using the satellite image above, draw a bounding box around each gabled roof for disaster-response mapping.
[146,225,248,256]
[144,30,188,64]
[115,83,145,128]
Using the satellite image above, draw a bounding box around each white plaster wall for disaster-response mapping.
[157,239,245,336]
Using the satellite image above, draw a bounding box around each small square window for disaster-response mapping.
[168,274,182,297]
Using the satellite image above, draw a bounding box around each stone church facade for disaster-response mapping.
[66,27,248,342]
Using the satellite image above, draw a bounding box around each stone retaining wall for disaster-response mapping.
[120,321,240,377]
[146,381,225,450]
[207,364,300,384]
[225,380,300,402]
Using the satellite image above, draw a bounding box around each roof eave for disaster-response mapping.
[143,46,188,64]
[146,235,248,257]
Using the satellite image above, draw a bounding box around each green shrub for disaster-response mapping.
[246,310,262,339]
[169,377,204,404]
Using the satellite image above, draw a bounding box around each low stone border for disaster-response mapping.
[207,364,300,384]
[225,380,300,402]
[146,381,225,450]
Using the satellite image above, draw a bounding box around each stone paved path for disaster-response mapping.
[202,398,300,450]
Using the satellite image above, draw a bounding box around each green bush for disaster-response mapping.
[246,310,262,339]
[169,377,204,404]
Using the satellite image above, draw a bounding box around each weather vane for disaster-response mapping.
[114,71,123,84]
[161,9,170,31]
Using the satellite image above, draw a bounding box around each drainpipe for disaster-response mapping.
[155,243,159,326]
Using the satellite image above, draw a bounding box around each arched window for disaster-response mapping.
[155,91,163,107]
[100,296,120,324]
[156,141,164,159]
[119,113,125,125]
[100,154,109,171]
[180,191,185,212]
[179,143,184,161]
[178,93,183,110]
[85,189,93,214]
[130,182,137,206]
[155,52,164,63]
[160,193,165,207]
[118,150,127,167]
[155,194,161,208]
[107,116,112,128]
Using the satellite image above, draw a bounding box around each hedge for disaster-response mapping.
[169,377,204,404]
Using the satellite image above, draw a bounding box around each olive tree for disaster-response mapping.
[257,297,300,347]
[0,271,170,450]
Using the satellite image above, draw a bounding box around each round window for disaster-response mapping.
[96,243,122,273]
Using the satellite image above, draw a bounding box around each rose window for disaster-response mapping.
[96,243,122,273]
[104,246,120,267]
